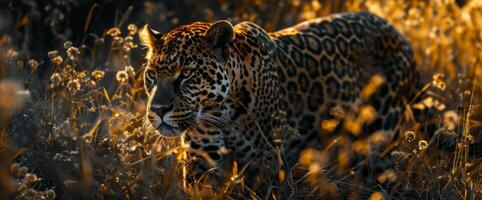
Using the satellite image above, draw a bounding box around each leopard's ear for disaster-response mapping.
[204,20,235,62]
[139,24,162,58]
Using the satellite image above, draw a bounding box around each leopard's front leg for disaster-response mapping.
[182,125,229,185]
[183,123,261,185]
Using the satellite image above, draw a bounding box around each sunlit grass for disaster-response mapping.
[0,0,480,199]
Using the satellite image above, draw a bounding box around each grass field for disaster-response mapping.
[0,0,481,199]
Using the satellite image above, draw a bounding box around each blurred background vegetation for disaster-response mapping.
[0,0,481,199]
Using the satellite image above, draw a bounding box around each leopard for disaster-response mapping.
[138,11,419,183]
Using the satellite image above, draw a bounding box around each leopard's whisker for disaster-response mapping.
[198,113,238,134]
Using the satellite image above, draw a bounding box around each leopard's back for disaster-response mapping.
[270,12,419,160]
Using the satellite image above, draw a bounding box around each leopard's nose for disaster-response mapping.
[150,104,174,117]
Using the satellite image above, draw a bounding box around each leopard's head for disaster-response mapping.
[139,21,235,136]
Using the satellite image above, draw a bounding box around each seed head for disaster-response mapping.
[128,24,138,35]
[6,49,19,61]
[63,41,73,49]
[18,166,28,176]
[51,56,63,65]
[91,70,105,80]
[67,47,80,61]
[45,189,56,200]
[66,79,81,93]
[404,131,416,142]
[107,27,121,36]
[47,50,59,58]
[124,65,135,76]
[28,59,39,70]
[443,110,459,130]
[116,70,129,83]
[50,73,62,88]
[418,140,428,150]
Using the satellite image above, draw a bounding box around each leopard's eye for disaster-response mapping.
[179,66,195,79]
[144,68,157,91]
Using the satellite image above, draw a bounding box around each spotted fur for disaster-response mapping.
[139,12,419,180]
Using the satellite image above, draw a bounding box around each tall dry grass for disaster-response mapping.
[0,0,480,199]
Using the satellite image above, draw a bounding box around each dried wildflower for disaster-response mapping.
[78,71,87,79]
[124,65,135,76]
[10,163,19,175]
[16,60,24,69]
[321,119,338,132]
[18,166,28,176]
[51,56,63,65]
[87,106,96,113]
[66,79,81,93]
[369,191,384,200]
[23,191,37,200]
[107,27,121,36]
[128,24,138,35]
[23,173,39,184]
[67,46,80,61]
[63,41,73,49]
[308,162,321,174]
[432,73,445,81]
[129,144,142,153]
[344,115,362,136]
[329,105,345,119]
[352,140,371,155]
[418,140,428,150]
[28,59,39,70]
[443,110,459,130]
[53,153,64,161]
[82,134,93,143]
[362,74,385,99]
[337,149,352,169]
[420,97,445,111]
[18,183,27,193]
[464,134,474,144]
[299,148,328,167]
[171,17,179,25]
[91,70,105,80]
[50,73,62,88]
[113,36,124,47]
[368,131,389,145]
[124,35,133,43]
[45,189,56,199]
[0,35,10,45]
[278,169,285,183]
[63,64,74,74]
[435,102,446,111]
[359,105,377,123]
[422,97,436,108]
[412,102,425,110]
[390,150,408,160]
[377,169,397,183]
[123,36,137,52]
[404,131,416,142]
[87,80,96,89]
[432,73,446,91]
[47,50,59,58]
[116,70,129,83]
[6,49,19,61]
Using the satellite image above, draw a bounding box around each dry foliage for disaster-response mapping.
[0,0,481,199]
